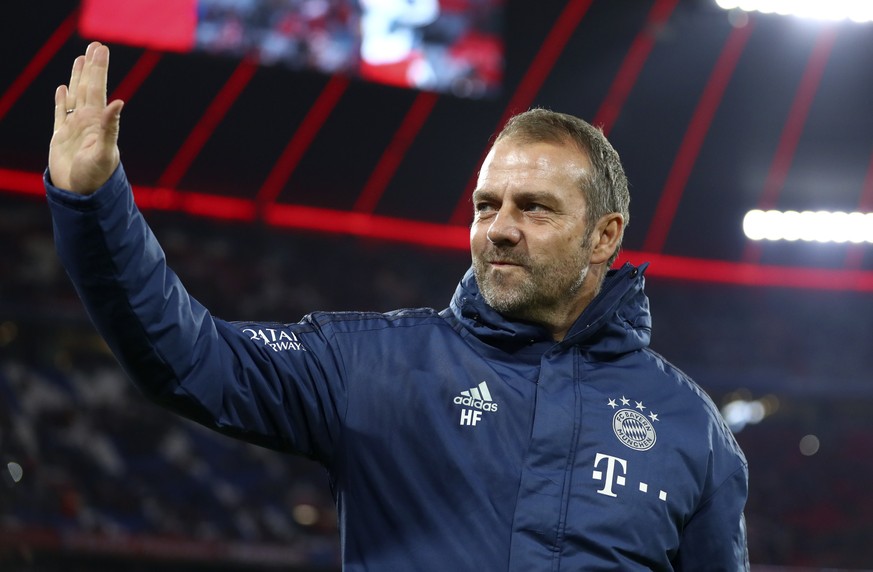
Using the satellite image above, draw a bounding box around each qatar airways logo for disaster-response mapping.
[242,328,306,353]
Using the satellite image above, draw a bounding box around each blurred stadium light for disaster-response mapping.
[744,210,873,243]
[715,0,873,22]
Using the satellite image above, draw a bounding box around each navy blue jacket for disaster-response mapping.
[47,165,749,571]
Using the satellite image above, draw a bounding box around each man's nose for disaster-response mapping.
[486,209,522,246]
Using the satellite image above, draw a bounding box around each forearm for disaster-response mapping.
[47,163,201,395]
[46,164,345,459]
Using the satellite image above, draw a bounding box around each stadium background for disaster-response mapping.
[1,0,872,569]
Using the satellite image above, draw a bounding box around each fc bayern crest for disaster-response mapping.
[612,408,657,451]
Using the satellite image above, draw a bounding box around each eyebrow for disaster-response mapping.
[471,188,492,202]
[472,188,557,204]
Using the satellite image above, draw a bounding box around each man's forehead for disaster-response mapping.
[478,138,590,183]
[496,132,589,156]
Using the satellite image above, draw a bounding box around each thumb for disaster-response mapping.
[101,99,124,147]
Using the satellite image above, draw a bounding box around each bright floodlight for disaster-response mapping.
[743,210,873,243]
[715,0,873,22]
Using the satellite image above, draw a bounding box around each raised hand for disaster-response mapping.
[49,42,124,194]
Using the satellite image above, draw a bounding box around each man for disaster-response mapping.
[47,42,749,570]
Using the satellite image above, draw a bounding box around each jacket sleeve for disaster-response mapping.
[45,164,347,465]
[674,462,750,571]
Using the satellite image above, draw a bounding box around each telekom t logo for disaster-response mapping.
[592,452,669,502]
[592,453,627,497]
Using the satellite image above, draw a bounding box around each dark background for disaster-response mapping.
[1,0,872,569]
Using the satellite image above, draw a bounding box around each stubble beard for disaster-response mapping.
[473,238,592,324]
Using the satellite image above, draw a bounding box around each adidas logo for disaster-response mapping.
[453,381,499,412]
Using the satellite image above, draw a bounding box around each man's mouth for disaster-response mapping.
[483,248,527,268]
[489,259,523,267]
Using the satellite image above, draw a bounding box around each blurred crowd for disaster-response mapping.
[1,195,872,569]
[194,0,503,97]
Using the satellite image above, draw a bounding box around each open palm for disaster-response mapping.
[49,42,124,194]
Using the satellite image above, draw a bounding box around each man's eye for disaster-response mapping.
[525,203,547,212]
[475,203,495,212]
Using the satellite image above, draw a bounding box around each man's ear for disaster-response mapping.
[589,213,624,265]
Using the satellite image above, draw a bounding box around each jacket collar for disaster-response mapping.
[449,263,652,356]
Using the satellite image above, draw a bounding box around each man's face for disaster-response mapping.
[470,137,596,325]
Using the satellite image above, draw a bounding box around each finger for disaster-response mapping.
[76,49,91,108]
[77,42,102,108]
[85,44,110,109]
[67,55,84,110]
[54,85,67,132]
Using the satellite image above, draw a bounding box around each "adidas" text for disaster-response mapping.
[453,395,499,412]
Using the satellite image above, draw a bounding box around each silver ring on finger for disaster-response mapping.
[65,108,75,114]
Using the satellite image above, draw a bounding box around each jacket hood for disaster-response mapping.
[449,263,652,357]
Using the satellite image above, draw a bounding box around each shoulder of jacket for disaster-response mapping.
[640,348,743,450]
[640,348,709,399]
